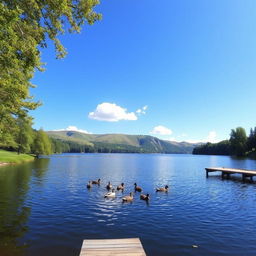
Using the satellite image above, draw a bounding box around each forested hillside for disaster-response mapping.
[48,131,197,154]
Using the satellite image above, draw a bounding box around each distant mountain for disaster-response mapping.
[47,131,199,154]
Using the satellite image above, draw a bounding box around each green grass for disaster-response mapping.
[0,150,34,164]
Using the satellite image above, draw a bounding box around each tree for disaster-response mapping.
[16,116,33,154]
[248,127,256,152]
[0,0,101,147]
[229,127,248,156]
[192,140,231,155]
[0,114,18,148]
[32,129,52,157]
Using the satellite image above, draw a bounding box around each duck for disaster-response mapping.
[104,189,116,198]
[134,183,142,192]
[106,181,112,190]
[156,185,169,192]
[92,178,101,185]
[117,183,124,190]
[140,193,150,201]
[122,192,133,202]
[86,181,92,189]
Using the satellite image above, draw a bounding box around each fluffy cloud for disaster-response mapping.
[150,125,173,135]
[178,131,218,143]
[55,126,90,134]
[88,102,138,122]
[136,105,148,115]
[206,131,217,143]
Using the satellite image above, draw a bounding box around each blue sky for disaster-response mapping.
[31,0,256,143]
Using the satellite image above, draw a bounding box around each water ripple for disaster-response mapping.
[0,154,256,256]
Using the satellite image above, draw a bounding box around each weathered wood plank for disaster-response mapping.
[205,167,256,181]
[83,238,141,244]
[205,167,256,175]
[84,245,143,249]
[83,238,140,245]
[81,252,145,256]
[80,238,146,256]
[84,249,145,253]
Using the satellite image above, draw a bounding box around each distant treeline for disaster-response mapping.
[50,138,193,154]
[1,127,52,157]
[193,127,256,157]
[193,140,231,155]
[51,139,156,154]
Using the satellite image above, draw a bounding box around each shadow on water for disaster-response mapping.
[1,154,256,256]
[31,158,50,186]
[0,158,49,256]
[206,174,256,184]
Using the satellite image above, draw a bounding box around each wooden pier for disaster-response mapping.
[205,167,256,181]
[79,238,146,256]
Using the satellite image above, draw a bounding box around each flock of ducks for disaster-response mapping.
[86,178,169,202]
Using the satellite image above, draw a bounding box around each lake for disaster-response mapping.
[0,153,256,256]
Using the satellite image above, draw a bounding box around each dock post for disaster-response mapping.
[205,167,256,182]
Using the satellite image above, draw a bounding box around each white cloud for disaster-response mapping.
[88,102,138,122]
[185,139,202,143]
[206,131,217,143]
[136,105,148,115]
[54,126,91,134]
[168,137,177,141]
[150,125,173,135]
[165,131,218,144]
[180,131,218,143]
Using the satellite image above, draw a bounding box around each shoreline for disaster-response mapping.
[0,150,36,167]
[0,159,35,167]
[0,162,9,167]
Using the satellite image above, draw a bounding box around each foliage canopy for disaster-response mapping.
[0,0,101,147]
[193,126,256,157]
[230,127,248,156]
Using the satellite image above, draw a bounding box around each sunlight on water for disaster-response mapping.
[0,154,256,256]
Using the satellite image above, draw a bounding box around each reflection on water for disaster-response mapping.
[0,154,256,256]
[0,159,49,256]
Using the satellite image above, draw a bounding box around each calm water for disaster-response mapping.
[0,154,256,256]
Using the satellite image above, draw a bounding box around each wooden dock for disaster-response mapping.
[79,238,146,256]
[205,167,256,181]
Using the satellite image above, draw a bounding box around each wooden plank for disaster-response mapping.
[84,250,145,254]
[83,238,141,245]
[80,238,146,256]
[84,245,142,249]
[205,167,256,175]
[81,252,145,256]
[205,167,256,182]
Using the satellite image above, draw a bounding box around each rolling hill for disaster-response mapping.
[47,131,198,154]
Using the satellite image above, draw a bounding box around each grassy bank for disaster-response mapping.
[0,150,35,165]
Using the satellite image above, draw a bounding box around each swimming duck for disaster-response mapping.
[87,181,92,189]
[122,192,133,202]
[117,183,124,190]
[92,178,101,185]
[140,193,150,201]
[104,189,116,198]
[134,183,142,192]
[106,181,112,190]
[156,185,169,192]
